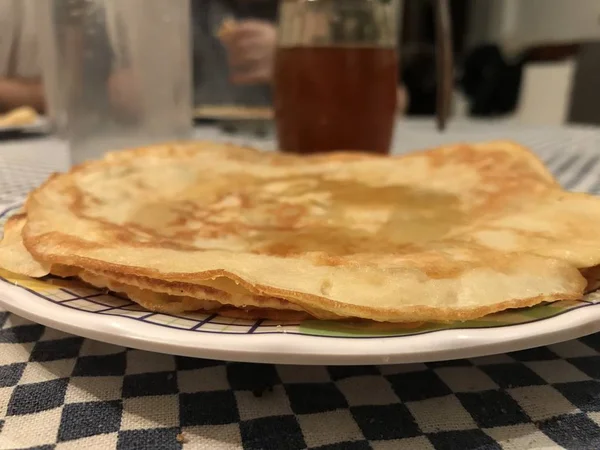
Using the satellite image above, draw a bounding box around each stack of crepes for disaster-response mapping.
[2,140,600,323]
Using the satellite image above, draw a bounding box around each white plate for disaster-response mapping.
[1,196,600,365]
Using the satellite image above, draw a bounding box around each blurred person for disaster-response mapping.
[196,1,408,112]
[0,0,44,113]
[105,0,407,116]
[104,0,278,113]
[217,17,277,85]
[192,0,278,108]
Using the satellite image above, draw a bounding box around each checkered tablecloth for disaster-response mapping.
[2,122,600,450]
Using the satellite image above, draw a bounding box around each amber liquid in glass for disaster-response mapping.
[274,46,398,154]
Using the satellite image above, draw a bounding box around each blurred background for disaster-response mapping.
[2,0,600,128]
[406,0,600,126]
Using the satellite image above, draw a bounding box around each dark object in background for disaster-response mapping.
[400,0,436,116]
[400,0,465,117]
[461,44,525,117]
[234,0,278,21]
[435,0,453,130]
[461,43,580,118]
[402,45,437,116]
[566,43,600,125]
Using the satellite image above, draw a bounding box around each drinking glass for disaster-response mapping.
[274,0,452,154]
[37,0,193,165]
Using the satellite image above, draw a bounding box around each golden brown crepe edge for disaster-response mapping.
[3,212,589,323]
[5,140,597,322]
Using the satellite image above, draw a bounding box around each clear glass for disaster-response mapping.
[37,0,193,165]
[274,0,403,154]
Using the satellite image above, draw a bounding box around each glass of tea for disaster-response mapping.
[274,0,452,154]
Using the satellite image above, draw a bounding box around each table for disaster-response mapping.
[1,121,600,450]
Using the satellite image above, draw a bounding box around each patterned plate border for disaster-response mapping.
[1,204,598,339]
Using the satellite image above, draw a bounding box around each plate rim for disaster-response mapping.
[2,278,600,365]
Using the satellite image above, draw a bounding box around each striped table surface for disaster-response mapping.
[1,122,600,450]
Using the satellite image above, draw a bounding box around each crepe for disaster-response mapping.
[0,106,38,127]
[2,140,600,323]
[0,214,323,321]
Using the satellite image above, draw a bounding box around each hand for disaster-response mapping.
[107,69,141,118]
[397,85,409,115]
[0,78,45,114]
[220,20,277,85]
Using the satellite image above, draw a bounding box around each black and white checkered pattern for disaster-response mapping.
[2,124,600,449]
[3,314,600,449]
